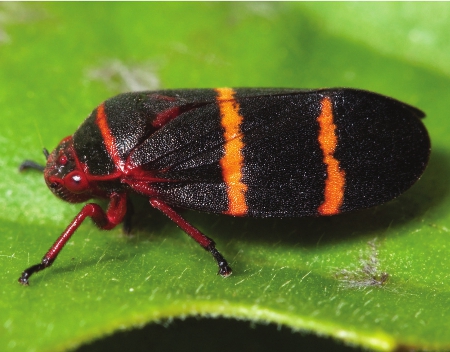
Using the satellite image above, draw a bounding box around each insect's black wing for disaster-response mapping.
[128,88,430,217]
[329,89,428,213]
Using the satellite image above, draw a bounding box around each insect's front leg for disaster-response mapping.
[18,193,127,285]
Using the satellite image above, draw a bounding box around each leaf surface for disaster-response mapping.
[1,3,449,351]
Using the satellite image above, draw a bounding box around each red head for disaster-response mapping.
[44,137,92,203]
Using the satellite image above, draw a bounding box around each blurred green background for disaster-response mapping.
[1,2,450,351]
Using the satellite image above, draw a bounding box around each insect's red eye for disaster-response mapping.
[64,171,89,193]
[59,155,68,165]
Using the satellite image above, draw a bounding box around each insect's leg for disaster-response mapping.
[149,198,232,277]
[122,197,134,235]
[18,193,127,285]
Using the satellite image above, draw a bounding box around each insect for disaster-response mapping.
[18,88,430,285]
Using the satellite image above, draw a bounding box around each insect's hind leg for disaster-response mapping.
[122,197,134,235]
[149,198,232,277]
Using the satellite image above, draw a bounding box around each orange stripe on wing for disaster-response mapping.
[96,103,124,171]
[216,88,248,216]
[317,97,345,215]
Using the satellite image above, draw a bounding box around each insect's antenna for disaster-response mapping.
[18,147,48,172]
[19,160,45,172]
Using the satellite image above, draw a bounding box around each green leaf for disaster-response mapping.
[1,2,449,351]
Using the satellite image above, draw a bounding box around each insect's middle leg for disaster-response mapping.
[149,198,232,277]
